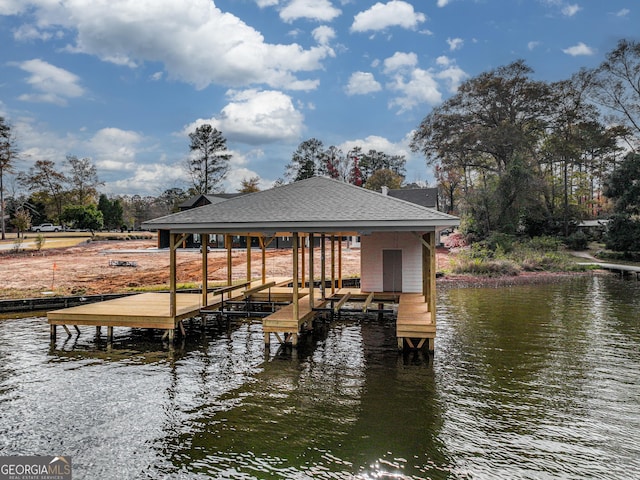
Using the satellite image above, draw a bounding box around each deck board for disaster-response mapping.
[396,293,435,338]
[262,295,327,333]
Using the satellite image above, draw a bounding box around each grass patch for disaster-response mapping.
[451,236,591,276]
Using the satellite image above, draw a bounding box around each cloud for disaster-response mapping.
[387,68,442,113]
[351,1,426,32]
[279,0,341,23]
[561,4,581,16]
[447,37,463,51]
[15,59,85,106]
[89,128,144,170]
[339,135,411,159]
[182,90,304,145]
[312,25,336,46]
[615,8,630,17]
[562,42,594,56]
[528,41,540,51]
[106,163,187,196]
[436,64,468,93]
[345,72,382,95]
[437,0,451,6]
[9,0,332,91]
[383,52,418,73]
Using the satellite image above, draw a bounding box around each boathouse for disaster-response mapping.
[48,176,459,351]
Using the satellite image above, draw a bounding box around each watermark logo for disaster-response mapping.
[0,456,72,480]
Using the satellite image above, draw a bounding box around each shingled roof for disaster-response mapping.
[143,176,459,234]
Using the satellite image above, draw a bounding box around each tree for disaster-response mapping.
[364,168,404,191]
[0,117,18,240]
[604,152,640,252]
[239,176,260,193]
[60,204,104,232]
[11,208,31,238]
[411,60,555,236]
[286,138,325,181]
[158,187,189,214]
[18,159,68,222]
[590,39,640,139]
[186,124,231,194]
[66,155,103,205]
[98,194,125,230]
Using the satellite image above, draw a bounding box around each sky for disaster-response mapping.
[0,0,637,197]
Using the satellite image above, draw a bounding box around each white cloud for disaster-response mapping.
[106,163,187,196]
[615,8,630,17]
[339,135,410,159]
[0,0,26,15]
[528,41,540,51]
[182,90,304,145]
[312,25,336,46]
[436,55,451,66]
[89,128,144,170]
[562,42,594,56]
[256,0,279,7]
[437,0,451,6]
[383,52,418,73]
[15,59,85,106]
[447,37,463,51]
[561,4,581,16]
[280,0,341,23]
[436,65,468,93]
[345,72,382,95]
[387,68,442,113]
[351,1,426,32]
[10,0,332,91]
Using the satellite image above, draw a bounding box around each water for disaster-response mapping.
[0,275,639,479]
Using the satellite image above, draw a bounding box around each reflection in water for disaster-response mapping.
[0,275,638,479]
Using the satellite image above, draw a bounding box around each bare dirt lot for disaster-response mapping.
[0,237,456,299]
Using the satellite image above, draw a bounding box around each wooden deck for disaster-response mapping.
[48,279,436,351]
[48,277,292,339]
[396,293,435,350]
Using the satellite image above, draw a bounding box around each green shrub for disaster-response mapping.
[564,231,589,250]
[519,235,561,252]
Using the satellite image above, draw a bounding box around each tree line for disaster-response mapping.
[1,39,639,250]
[410,39,640,250]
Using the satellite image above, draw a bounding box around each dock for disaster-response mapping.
[48,282,436,351]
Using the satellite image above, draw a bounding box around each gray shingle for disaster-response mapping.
[144,176,459,231]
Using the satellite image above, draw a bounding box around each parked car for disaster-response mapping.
[31,223,63,232]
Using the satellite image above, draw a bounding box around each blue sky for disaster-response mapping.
[0,0,637,196]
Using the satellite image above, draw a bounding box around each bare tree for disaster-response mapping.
[0,117,18,240]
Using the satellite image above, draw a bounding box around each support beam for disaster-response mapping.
[308,233,315,308]
[334,291,351,313]
[330,236,336,295]
[246,235,252,283]
[259,236,266,284]
[338,235,343,289]
[169,233,177,317]
[320,234,326,300]
[301,235,306,288]
[201,233,209,307]
[292,232,299,323]
[226,234,232,286]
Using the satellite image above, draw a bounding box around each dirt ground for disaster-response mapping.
[0,238,452,299]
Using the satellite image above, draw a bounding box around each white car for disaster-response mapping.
[31,223,63,232]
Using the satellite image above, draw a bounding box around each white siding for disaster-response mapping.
[360,232,423,293]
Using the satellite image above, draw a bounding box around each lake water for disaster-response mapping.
[0,275,639,479]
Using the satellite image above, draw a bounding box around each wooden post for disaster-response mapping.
[320,234,326,299]
[107,326,114,342]
[292,232,299,323]
[246,235,252,283]
[330,235,336,294]
[226,234,232,286]
[338,235,343,289]
[301,235,306,288]
[259,236,266,284]
[428,231,436,325]
[201,233,209,307]
[50,324,56,340]
[308,233,315,307]
[169,233,177,318]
